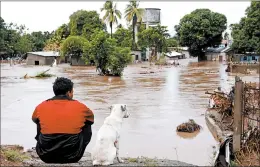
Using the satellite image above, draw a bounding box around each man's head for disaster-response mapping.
[53,77,74,98]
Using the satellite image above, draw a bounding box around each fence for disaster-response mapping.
[233,77,260,152]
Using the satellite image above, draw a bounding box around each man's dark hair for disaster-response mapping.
[53,77,74,96]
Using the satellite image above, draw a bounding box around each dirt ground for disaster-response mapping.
[0,145,29,166]
[0,145,196,166]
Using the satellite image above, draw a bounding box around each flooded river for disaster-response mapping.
[1,58,259,165]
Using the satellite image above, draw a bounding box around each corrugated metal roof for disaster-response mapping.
[221,47,232,53]
[166,51,183,57]
[27,51,60,57]
[206,47,226,53]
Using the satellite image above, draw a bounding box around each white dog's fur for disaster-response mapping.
[91,104,130,166]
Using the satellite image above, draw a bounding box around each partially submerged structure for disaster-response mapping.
[26,51,60,66]
[205,46,232,61]
[230,53,259,63]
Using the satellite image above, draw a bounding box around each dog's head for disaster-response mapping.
[109,104,129,119]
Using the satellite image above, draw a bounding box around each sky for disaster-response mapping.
[1,1,251,36]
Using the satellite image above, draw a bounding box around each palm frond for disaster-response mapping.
[115,10,122,19]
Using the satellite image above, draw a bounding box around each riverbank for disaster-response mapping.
[0,145,196,166]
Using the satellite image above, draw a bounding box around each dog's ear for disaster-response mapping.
[121,104,126,112]
[109,105,113,111]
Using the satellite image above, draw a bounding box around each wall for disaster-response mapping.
[181,50,190,58]
[206,52,218,61]
[70,57,87,66]
[131,51,142,62]
[219,53,227,62]
[26,54,46,65]
[240,55,259,62]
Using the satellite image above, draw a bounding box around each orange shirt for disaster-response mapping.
[32,96,94,134]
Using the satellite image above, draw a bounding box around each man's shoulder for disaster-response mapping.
[73,100,88,108]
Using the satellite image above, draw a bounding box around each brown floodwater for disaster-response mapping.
[1,58,259,165]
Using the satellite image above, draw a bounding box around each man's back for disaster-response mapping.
[32,77,94,164]
[34,96,93,134]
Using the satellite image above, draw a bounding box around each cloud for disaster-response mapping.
[1,1,250,36]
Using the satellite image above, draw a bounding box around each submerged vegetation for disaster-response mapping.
[176,119,202,133]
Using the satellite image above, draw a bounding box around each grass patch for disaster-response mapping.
[1,146,29,162]
[128,158,138,162]
[143,157,158,166]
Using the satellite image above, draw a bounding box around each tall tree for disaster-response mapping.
[124,0,144,50]
[101,1,122,38]
[138,24,170,63]
[69,10,105,38]
[224,32,229,40]
[114,27,132,48]
[231,1,260,54]
[175,9,227,61]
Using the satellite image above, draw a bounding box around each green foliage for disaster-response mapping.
[60,36,89,59]
[14,34,34,55]
[113,27,132,47]
[231,1,260,54]
[101,1,122,38]
[68,10,105,38]
[166,38,178,47]
[155,55,167,65]
[175,9,227,60]
[84,30,132,76]
[30,31,52,51]
[138,24,170,60]
[0,17,52,57]
[124,1,144,50]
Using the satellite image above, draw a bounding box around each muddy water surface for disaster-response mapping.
[1,59,258,165]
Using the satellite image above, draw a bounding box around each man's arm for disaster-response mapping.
[32,107,39,124]
[83,105,94,125]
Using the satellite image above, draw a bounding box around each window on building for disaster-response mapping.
[243,56,247,61]
[35,61,39,65]
[252,56,256,60]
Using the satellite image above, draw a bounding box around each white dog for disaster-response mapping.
[91,104,129,166]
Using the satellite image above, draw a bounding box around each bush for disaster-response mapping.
[155,55,167,65]
[85,30,132,76]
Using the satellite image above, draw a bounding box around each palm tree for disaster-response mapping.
[101,1,122,38]
[124,1,144,50]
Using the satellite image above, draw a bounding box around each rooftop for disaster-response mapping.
[27,51,60,57]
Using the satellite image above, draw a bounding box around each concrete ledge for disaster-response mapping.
[205,110,233,143]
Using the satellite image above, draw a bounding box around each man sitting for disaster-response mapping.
[32,77,94,163]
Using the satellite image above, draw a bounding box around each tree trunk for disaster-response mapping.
[110,22,113,38]
[154,46,158,62]
[198,52,207,61]
[132,14,137,50]
[132,18,135,50]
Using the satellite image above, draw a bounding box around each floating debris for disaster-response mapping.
[22,69,54,79]
[176,119,202,133]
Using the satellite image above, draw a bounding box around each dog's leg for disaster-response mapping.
[114,140,124,163]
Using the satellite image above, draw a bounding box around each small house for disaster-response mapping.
[165,51,185,64]
[205,47,227,61]
[26,51,60,65]
[231,54,260,63]
[131,50,142,63]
